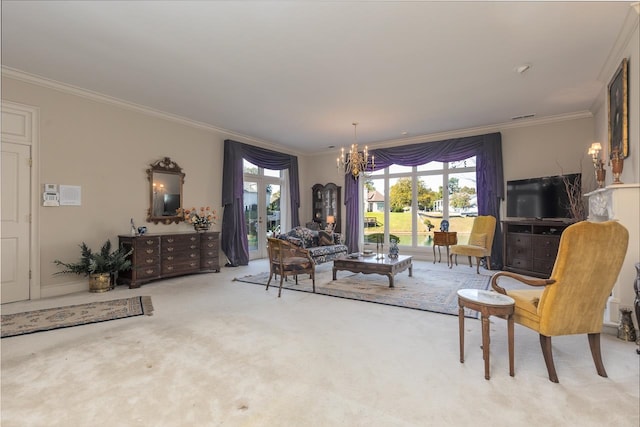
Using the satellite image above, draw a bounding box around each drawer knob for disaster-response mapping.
[146,258,155,264]
[190,237,197,241]
[190,262,197,267]
[145,269,154,274]
[190,253,197,258]
[167,256,174,261]
[190,245,197,249]
[167,247,174,252]
[167,266,173,271]
[146,249,154,254]
[167,238,174,243]
[146,240,155,245]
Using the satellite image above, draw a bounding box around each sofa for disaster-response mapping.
[277,226,348,264]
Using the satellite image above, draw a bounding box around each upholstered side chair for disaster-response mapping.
[449,215,496,274]
[491,220,629,383]
[266,237,316,298]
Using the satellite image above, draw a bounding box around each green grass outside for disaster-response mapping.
[364,211,474,245]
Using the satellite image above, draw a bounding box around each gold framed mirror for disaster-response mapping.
[146,157,185,224]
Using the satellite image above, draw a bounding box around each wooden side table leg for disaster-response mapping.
[446,245,451,267]
[482,313,491,380]
[459,302,465,363]
[433,244,437,264]
[508,313,515,377]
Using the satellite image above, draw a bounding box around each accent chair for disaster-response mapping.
[449,215,496,273]
[491,220,629,382]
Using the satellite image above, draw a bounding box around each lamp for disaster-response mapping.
[337,122,375,178]
[326,215,335,232]
[588,142,606,188]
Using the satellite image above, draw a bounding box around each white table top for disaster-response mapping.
[457,289,515,306]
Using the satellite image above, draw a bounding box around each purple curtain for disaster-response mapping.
[221,140,300,266]
[343,172,360,253]
[351,132,505,267]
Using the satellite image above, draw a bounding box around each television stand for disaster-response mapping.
[502,219,576,278]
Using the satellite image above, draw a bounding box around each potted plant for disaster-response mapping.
[54,240,133,293]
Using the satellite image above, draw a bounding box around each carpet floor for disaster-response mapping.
[234,263,490,318]
[1,296,153,338]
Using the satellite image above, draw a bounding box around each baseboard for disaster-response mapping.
[40,279,88,298]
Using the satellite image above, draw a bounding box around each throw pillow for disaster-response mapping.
[318,230,335,246]
[468,233,487,247]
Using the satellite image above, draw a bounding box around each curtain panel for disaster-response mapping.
[346,132,505,268]
[221,140,300,266]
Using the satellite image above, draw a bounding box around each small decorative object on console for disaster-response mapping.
[388,238,399,259]
[610,147,624,185]
[440,220,449,232]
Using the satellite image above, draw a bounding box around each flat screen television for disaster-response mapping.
[506,173,581,220]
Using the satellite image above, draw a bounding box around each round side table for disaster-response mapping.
[457,289,515,380]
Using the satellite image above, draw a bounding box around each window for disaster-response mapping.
[363,157,476,248]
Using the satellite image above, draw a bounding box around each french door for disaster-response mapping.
[243,161,282,260]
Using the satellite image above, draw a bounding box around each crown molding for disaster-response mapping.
[1,66,303,157]
[323,111,594,153]
[597,5,639,83]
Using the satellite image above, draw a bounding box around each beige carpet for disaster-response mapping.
[1,260,638,427]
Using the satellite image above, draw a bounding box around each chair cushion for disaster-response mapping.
[468,233,487,247]
[282,257,313,271]
[318,230,334,245]
[506,289,543,331]
[450,244,487,257]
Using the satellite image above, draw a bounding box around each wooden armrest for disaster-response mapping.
[491,271,555,294]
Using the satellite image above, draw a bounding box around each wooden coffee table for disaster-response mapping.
[332,254,412,288]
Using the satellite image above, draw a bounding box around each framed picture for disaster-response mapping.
[608,57,628,158]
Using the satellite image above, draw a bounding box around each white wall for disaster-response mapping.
[1,76,298,296]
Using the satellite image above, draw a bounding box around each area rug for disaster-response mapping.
[234,264,490,318]
[1,296,153,338]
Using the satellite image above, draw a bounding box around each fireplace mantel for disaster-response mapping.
[585,183,640,327]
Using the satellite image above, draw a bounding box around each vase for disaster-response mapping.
[89,273,112,293]
[388,238,399,259]
[610,149,624,184]
[194,223,211,233]
[595,167,606,188]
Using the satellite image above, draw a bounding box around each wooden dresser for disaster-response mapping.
[118,231,220,288]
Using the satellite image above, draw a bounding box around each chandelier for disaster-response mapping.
[337,122,375,178]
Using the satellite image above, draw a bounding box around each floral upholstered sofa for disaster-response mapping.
[277,226,348,264]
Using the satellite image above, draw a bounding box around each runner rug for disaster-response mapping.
[1,296,153,338]
[234,264,491,318]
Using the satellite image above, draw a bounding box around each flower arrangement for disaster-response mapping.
[178,206,217,229]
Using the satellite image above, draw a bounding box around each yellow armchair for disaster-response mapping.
[491,220,629,382]
[449,215,496,273]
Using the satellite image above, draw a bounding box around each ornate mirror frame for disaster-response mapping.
[146,157,185,224]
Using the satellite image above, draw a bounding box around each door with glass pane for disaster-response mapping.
[243,160,282,260]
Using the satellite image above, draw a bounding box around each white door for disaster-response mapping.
[1,142,31,303]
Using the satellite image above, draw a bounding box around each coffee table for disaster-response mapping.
[457,289,515,380]
[332,254,412,288]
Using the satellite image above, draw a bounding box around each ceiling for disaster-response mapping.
[1,1,635,153]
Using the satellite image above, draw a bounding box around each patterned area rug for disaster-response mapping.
[1,296,153,338]
[235,264,491,318]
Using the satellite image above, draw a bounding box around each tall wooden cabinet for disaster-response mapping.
[502,220,574,278]
[312,183,341,232]
[118,231,220,288]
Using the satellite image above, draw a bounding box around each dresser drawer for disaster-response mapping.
[163,250,200,264]
[163,259,200,275]
[135,265,161,279]
[532,236,560,260]
[507,257,532,270]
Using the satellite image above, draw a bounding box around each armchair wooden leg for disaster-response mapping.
[278,275,284,298]
[266,273,273,291]
[588,333,608,378]
[539,334,559,383]
[467,256,472,267]
[475,257,480,274]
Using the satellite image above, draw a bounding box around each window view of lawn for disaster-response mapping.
[364,212,474,246]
